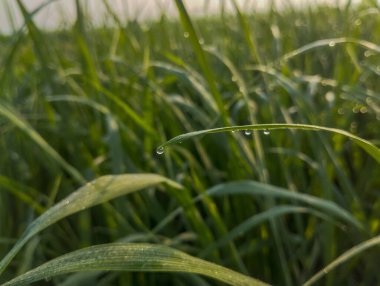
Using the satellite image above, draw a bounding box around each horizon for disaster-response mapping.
[0,0,361,34]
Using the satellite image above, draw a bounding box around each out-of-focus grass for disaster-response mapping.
[0,0,379,285]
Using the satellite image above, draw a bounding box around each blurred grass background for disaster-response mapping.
[0,0,379,285]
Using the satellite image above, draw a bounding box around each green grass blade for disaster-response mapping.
[206,181,362,229]
[303,235,380,286]
[0,243,269,286]
[0,103,85,184]
[275,37,380,64]
[199,205,339,258]
[173,0,225,117]
[0,176,44,214]
[158,124,380,164]
[0,174,182,276]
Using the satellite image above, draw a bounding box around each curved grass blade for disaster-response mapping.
[0,243,269,286]
[0,174,182,276]
[158,124,380,164]
[274,37,380,64]
[153,180,362,242]
[206,181,362,229]
[199,205,340,258]
[303,235,380,286]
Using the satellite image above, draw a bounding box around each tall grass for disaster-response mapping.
[0,0,379,285]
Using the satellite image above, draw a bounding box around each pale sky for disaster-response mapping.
[0,0,361,34]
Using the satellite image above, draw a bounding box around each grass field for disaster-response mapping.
[0,0,380,285]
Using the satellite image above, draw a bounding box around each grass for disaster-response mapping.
[0,0,379,285]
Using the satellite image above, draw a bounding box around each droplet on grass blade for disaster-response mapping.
[329,41,336,47]
[263,129,270,135]
[244,130,252,136]
[184,32,189,38]
[156,147,164,155]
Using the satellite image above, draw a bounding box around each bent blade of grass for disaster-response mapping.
[275,37,380,64]
[153,180,361,244]
[0,174,182,276]
[199,205,340,258]
[303,235,380,286]
[0,243,269,286]
[206,181,362,229]
[158,124,380,164]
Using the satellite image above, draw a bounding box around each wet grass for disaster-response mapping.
[0,0,379,285]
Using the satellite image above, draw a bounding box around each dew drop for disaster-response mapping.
[156,147,164,155]
[244,130,252,136]
[328,41,336,47]
[354,19,362,26]
[360,106,368,113]
[263,129,270,135]
[199,38,205,45]
[325,91,335,102]
[184,32,189,38]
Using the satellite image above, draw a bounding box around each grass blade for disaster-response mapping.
[0,174,181,276]
[303,235,380,286]
[199,205,339,258]
[174,0,225,118]
[275,37,380,64]
[0,103,85,184]
[158,124,380,164]
[0,243,269,286]
[206,181,362,229]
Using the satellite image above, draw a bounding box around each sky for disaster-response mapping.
[0,0,362,34]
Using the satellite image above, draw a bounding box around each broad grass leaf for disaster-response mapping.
[1,243,269,286]
[0,174,182,275]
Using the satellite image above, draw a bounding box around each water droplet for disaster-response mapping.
[352,106,360,113]
[360,106,368,113]
[156,147,164,155]
[325,91,335,102]
[263,129,270,135]
[338,108,345,115]
[328,41,336,47]
[184,32,189,38]
[199,38,205,45]
[244,130,252,136]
